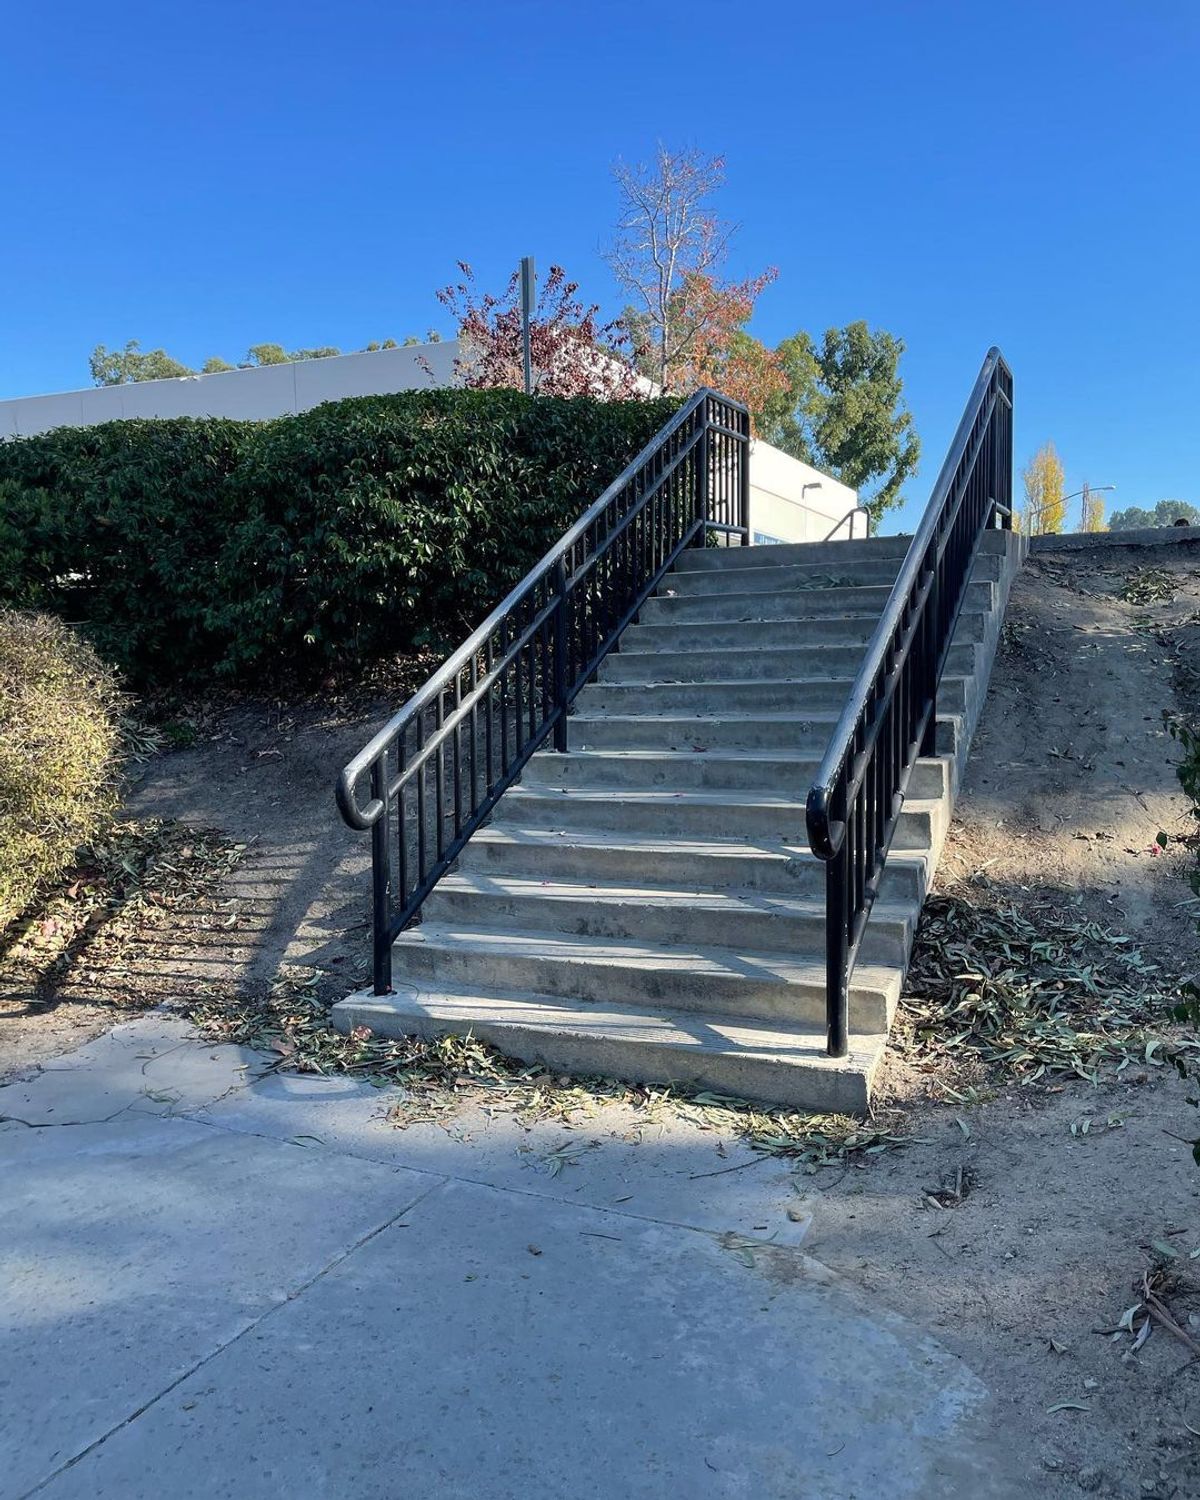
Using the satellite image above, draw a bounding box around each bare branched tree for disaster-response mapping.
[606,145,776,394]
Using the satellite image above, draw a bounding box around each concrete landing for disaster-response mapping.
[0,1015,1028,1499]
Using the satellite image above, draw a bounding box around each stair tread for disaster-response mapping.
[506,780,942,812]
[394,921,903,994]
[476,825,822,856]
[594,675,858,689]
[337,982,885,1071]
[436,871,914,923]
[474,823,930,865]
[573,710,843,725]
[594,671,968,686]
[533,746,827,764]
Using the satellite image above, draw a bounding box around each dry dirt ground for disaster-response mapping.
[3,536,1200,1497]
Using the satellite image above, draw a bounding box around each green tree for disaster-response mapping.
[244,343,296,366]
[755,323,920,522]
[1109,498,1199,530]
[89,340,194,385]
[92,336,441,384]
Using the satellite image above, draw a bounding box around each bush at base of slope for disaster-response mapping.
[0,611,124,931]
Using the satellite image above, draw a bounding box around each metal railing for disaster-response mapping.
[821,505,873,543]
[337,388,751,995]
[805,348,1013,1057]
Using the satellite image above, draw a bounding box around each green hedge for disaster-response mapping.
[0,611,123,930]
[0,390,679,690]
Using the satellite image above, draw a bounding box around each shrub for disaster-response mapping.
[0,612,124,929]
[0,390,679,689]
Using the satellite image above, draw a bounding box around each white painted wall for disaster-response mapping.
[748,439,862,543]
[0,340,462,437]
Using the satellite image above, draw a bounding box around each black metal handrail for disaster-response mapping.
[821,505,872,544]
[805,348,1013,1057]
[337,388,751,995]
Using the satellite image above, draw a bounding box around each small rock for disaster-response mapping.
[1078,1467,1104,1492]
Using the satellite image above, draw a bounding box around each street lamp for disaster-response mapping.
[1027,483,1115,532]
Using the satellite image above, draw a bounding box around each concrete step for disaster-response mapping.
[570,711,842,753]
[500,783,946,860]
[424,874,914,966]
[389,923,901,1032]
[463,825,928,903]
[578,674,970,717]
[666,552,1003,596]
[334,985,884,1114]
[567,710,963,755]
[640,578,996,625]
[600,640,980,683]
[683,536,913,571]
[520,747,950,800]
[617,609,988,653]
[668,558,902,593]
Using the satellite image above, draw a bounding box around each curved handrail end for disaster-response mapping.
[336,764,383,831]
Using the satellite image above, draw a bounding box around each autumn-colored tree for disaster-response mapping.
[1081,482,1107,533]
[1022,442,1066,534]
[436,262,644,399]
[659,272,788,419]
[606,145,778,400]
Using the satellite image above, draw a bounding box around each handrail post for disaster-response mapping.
[553,553,569,752]
[739,407,751,544]
[826,839,850,1057]
[920,562,939,757]
[696,402,710,535]
[370,755,393,995]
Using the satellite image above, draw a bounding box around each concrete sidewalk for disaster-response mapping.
[1,1015,1024,1499]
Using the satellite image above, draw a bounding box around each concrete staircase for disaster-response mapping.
[336,529,1024,1112]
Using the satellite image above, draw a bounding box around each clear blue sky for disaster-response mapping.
[2,0,1197,533]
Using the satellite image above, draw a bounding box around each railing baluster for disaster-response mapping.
[416,710,427,891]
[370,751,392,995]
[452,673,463,843]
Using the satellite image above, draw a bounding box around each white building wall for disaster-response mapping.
[0,340,462,436]
[748,439,862,543]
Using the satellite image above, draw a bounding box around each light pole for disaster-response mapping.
[519,257,535,396]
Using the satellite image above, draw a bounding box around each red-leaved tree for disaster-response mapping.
[436,263,646,399]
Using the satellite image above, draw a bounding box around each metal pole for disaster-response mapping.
[552,553,569,752]
[826,841,850,1058]
[520,256,535,396]
[739,407,751,544]
[370,756,393,995]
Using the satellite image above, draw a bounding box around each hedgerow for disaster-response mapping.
[0,390,677,690]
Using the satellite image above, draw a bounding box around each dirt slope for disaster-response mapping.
[823,537,1200,1498]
